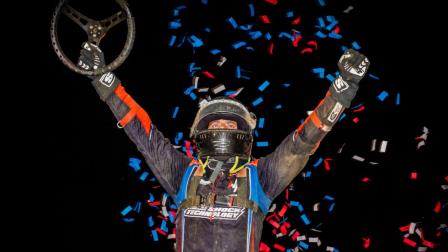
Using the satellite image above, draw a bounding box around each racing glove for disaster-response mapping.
[329,49,370,107]
[78,42,121,101]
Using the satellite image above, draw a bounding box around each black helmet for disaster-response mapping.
[190,97,257,159]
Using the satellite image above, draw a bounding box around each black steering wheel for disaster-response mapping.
[50,0,135,76]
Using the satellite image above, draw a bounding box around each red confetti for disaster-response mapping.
[268,42,274,55]
[403,237,417,247]
[307,40,318,50]
[260,15,271,23]
[291,230,300,241]
[362,237,371,249]
[422,239,435,248]
[185,141,193,158]
[292,34,302,47]
[148,201,161,206]
[362,177,370,182]
[260,242,271,252]
[155,227,167,236]
[269,219,280,229]
[291,16,301,25]
[278,204,288,217]
[264,0,278,5]
[202,71,215,79]
[353,105,365,113]
[324,158,333,171]
[399,224,410,232]
[273,243,285,251]
[410,172,418,180]
[280,224,288,235]
[333,26,340,34]
[434,201,441,213]
[300,48,313,54]
[353,117,360,123]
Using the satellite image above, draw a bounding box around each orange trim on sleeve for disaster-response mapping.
[114,85,152,135]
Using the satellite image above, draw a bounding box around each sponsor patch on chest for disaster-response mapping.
[184,206,245,221]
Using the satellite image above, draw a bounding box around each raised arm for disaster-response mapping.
[257,49,370,199]
[78,42,191,198]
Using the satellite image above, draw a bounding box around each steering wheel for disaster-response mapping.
[50,0,135,76]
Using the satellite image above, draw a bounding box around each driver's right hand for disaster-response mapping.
[78,42,105,72]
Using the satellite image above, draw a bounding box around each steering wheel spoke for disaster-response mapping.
[61,4,96,32]
[100,11,127,31]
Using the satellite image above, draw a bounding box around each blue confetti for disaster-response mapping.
[235,65,241,78]
[210,49,221,55]
[148,216,154,227]
[338,113,346,121]
[172,106,179,119]
[123,218,135,222]
[313,157,323,167]
[254,129,259,138]
[169,20,182,29]
[282,83,291,88]
[148,193,155,202]
[305,171,312,178]
[248,4,255,17]
[121,205,133,216]
[324,195,335,201]
[299,241,310,250]
[169,214,175,223]
[168,35,176,47]
[326,74,336,82]
[256,141,269,147]
[139,171,149,181]
[161,220,169,232]
[174,132,183,145]
[258,118,265,128]
[326,20,338,31]
[286,11,294,18]
[315,31,327,38]
[258,80,270,92]
[239,24,253,31]
[189,35,204,47]
[396,93,400,105]
[312,68,325,79]
[368,74,380,80]
[317,0,326,6]
[129,158,141,172]
[249,31,263,40]
[227,17,238,29]
[377,90,389,101]
[264,32,272,40]
[279,32,294,41]
[329,32,342,39]
[351,41,361,50]
[290,201,304,212]
[133,201,142,213]
[252,97,264,106]
[232,41,247,49]
[201,0,208,5]
[300,213,311,225]
[184,86,194,95]
[204,27,211,33]
[275,104,283,109]
[317,17,325,28]
[329,202,335,212]
[151,230,159,241]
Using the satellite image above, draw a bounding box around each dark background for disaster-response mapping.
[42,0,445,251]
